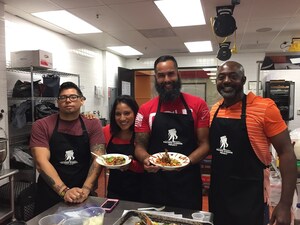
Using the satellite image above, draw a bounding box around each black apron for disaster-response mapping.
[35,116,91,214]
[141,94,202,210]
[209,95,265,225]
[106,134,142,202]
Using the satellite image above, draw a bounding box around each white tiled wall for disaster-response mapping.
[126,53,300,131]
[0,2,9,170]
[4,12,125,119]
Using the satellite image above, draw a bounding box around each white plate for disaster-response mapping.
[96,153,131,169]
[149,152,190,171]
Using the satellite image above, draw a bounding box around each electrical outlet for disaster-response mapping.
[297,109,300,115]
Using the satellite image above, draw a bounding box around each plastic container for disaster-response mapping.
[38,214,66,225]
[191,212,205,220]
[294,203,300,225]
[62,217,88,225]
[78,207,105,225]
[295,141,300,160]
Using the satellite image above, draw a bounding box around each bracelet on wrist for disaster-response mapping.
[59,187,70,198]
[82,185,91,192]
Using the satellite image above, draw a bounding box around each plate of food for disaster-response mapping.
[149,150,190,171]
[95,153,131,169]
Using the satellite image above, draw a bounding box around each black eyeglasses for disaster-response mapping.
[57,94,83,102]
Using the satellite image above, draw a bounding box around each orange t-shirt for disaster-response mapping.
[210,92,287,166]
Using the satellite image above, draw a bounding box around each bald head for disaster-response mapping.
[216,61,246,105]
[217,61,245,77]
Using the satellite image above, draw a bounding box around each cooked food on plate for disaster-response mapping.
[155,149,181,167]
[104,156,126,165]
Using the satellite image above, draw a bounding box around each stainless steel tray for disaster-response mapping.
[113,210,213,225]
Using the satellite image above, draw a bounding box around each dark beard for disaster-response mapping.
[155,78,182,102]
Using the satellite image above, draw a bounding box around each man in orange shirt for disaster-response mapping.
[209,61,297,225]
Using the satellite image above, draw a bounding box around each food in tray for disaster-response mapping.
[104,155,126,165]
[135,222,178,225]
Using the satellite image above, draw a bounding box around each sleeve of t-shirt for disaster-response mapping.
[195,99,210,128]
[102,125,111,146]
[29,119,51,149]
[134,104,151,133]
[86,118,106,147]
[264,100,287,137]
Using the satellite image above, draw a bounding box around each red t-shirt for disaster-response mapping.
[30,114,105,149]
[135,92,210,133]
[103,125,144,173]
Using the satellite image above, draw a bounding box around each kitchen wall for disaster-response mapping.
[2,12,126,169]
[2,8,300,163]
[0,2,9,170]
[126,52,265,93]
[126,53,300,132]
[4,12,126,119]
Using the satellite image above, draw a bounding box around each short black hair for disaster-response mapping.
[58,82,84,97]
[154,55,178,73]
[110,95,139,136]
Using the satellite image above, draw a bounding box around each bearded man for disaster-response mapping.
[134,55,210,210]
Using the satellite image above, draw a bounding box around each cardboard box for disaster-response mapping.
[11,50,53,69]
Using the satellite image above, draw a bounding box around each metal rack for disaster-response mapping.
[4,67,80,221]
[0,169,19,223]
[7,66,80,122]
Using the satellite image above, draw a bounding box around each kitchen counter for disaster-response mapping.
[26,196,210,225]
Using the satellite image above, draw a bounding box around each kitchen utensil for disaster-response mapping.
[137,206,165,211]
[91,152,105,162]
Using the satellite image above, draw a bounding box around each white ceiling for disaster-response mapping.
[1,0,300,59]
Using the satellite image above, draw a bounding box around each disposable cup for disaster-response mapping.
[38,214,66,225]
[191,212,205,220]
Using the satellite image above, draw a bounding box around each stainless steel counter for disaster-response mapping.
[26,196,207,225]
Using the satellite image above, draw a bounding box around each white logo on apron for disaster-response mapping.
[163,128,183,146]
[216,135,233,155]
[60,149,78,165]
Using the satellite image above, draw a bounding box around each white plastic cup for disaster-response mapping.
[191,212,205,220]
[38,214,66,225]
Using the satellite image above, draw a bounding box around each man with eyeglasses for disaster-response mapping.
[30,81,105,214]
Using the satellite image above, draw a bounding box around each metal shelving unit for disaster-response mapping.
[3,67,80,221]
[0,169,19,223]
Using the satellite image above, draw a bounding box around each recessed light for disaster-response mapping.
[184,41,213,52]
[154,0,205,27]
[107,46,142,56]
[32,10,102,34]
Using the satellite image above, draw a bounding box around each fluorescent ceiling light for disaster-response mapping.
[32,10,102,34]
[107,46,143,56]
[154,0,205,27]
[185,41,213,52]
